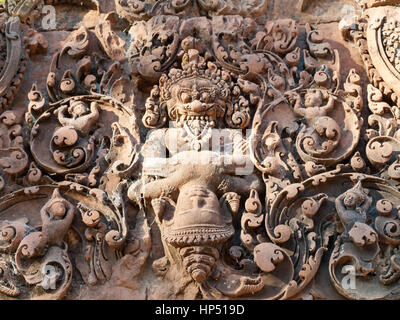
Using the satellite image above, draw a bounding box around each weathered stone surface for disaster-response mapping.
[0,0,400,301]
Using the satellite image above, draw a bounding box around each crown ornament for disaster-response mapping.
[142,48,251,129]
[159,49,231,98]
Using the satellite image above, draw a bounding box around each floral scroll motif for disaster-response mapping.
[2,0,400,300]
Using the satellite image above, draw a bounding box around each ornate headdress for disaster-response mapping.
[159,49,231,99]
[142,48,251,129]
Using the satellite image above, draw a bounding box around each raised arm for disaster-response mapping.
[335,192,347,214]
[321,95,335,114]
[359,193,372,214]
[287,92,305,117]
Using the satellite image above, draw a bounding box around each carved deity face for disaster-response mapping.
[304,90,323,108]
[343,191,363,209]
[167,77,226,132]
[68,101,88,118]
[47,201,67,220]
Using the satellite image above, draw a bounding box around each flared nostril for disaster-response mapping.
[190,100,204,113]
[191,269,207,283]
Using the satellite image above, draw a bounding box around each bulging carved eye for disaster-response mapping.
[201,92,211,103]
[181,92,191,103]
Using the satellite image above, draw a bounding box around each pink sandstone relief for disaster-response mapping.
[0,0,399,300]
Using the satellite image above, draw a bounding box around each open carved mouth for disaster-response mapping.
[178,113,216,123]
[179,114,216,137]
[187,119,210,134]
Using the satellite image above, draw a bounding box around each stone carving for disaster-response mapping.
[115,0,268,22]
[335,180,372,234]
[0,0,400,300]
[0,15,28,112]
